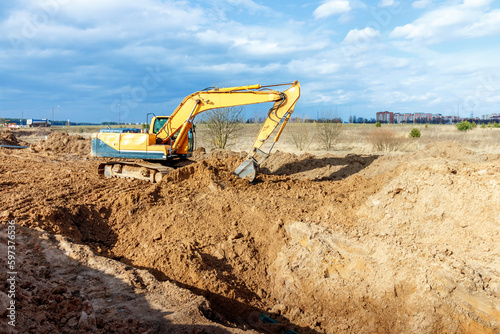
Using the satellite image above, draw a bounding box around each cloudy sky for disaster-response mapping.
[1,0,499,123]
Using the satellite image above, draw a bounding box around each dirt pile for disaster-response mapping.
[261,150,379,180]
[11,128,52,138]
[412,140,487,162]
[31,132,90,156]
[191,147,246,161]
[0,141,499,333]
[0,131,29,147]
[0,225,254,334]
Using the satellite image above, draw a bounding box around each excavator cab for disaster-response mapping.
[150,116,194,153]
[150,116,169,136]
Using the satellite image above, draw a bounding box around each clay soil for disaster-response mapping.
[0,130,499,333]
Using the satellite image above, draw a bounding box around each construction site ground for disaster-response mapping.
[0,128,499,333]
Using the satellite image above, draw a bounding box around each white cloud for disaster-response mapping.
[459,9,500,38]
[412,0,431,9]
[208,0,275,20]
[339,27,381,58]
[195,24,329,56]
[391,0,500,44]
[463,0,493,8]
[287,58,341,76]
[313,0,351,19]
[379,0,395,7]
[1,0,206,51]
[190,62,282,75]
[224,0,272,13]
[343,27,380,44]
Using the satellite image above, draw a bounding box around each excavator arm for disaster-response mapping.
[234,82,300,180]
[156,81,300,180]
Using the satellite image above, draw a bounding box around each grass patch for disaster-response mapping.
[367,128,408,152]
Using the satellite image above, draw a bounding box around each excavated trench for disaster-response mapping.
[61,156,371,333]
[2,140,500,333]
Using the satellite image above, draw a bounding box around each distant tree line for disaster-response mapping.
[349,115,377,124]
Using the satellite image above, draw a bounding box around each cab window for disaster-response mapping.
[152,118,168,134]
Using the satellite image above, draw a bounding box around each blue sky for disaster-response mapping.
[1,0,499,123]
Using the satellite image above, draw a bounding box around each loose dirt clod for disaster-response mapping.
[0,140,499,333]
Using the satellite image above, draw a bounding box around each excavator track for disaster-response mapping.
[98,161,175,183]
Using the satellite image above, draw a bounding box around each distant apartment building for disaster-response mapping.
[376,111,467,124]
[404,113,414,123]
[414,113,425,122]
[376,111,394,123]
[394,113,404,123]
[377,111,500,124]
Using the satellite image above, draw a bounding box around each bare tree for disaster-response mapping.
[316,113,343,151]
[200,107,244,149]
[289,122,313,151]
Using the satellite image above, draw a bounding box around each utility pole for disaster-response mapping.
[52,105,60,126]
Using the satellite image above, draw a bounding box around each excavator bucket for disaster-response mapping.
[234,158,258,181]
[235,148,270,181]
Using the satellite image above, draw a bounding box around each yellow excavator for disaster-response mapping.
[90,81,300,182]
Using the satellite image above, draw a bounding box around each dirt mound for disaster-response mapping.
[359,141,491,178]
[0,147,499,333]
[0,225,252,334]
[261,150,379,180]
[31,132,90,155]
[12,128,52,137]
[261,151,316,174]
[0,131,29,147]
[192,146,207,160]
[192,147,245,161]
[412,140,485,162]
[163,156,245,186]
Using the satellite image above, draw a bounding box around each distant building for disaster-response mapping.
[404,113,414,123]
[376,111,394,124]
[394,113,404,123]
[414,113,425,123]
[375,111,499,124]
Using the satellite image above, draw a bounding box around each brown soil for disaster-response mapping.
[0,131,29,147]
[0,141,499,333]
[0,225,252,334]
[30,132,91,156]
